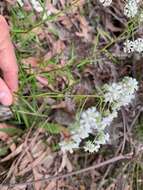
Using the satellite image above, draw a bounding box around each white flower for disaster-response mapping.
[139,12,143,22]
[72,134,82,144]
[124,0,139,18]
[99,0,112,6]
[84,141,100,153]
[84,132,110,153]
[103,77,138,109]
[122,77,138,92]
[94,131,110,145]
[101,110,118,128]
[134,38,143,53]
[72,127,90,139]
[79,107,102,131]
[30,0,43,12]
[123,40,135,53]
[104,83,123,103]
[59,106,117,153]
[17,0,24,6]
[60,77,138,154]
[59,140,79,153]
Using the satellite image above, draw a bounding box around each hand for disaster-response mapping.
[0,16,18,106]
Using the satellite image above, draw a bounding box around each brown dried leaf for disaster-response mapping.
[36,76,55,90]
[59,152,73,172]
[52,98,75,113]
[59,16,73,29]
[75,15,92,42]
[54,110,74,126]
[45,180,64,190]
[45,181,57,190]
[44,40,65,61]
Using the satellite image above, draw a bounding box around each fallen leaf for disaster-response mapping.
[45,181,57,190]
[44,40,65,61]
[59,152,73,172]
[54,110,74,125]
[75,15,93,42]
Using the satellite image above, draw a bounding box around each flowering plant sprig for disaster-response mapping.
[84,131,110,153]
[103,77,138,110]
[59,107,116,153]
[60,77,138,153]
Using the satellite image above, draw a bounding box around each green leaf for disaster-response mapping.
[41,123,61,134]
[0,147,8,157]
[0,127,23,136]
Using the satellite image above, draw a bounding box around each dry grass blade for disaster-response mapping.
[0,143,24,162]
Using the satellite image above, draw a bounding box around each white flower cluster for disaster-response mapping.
[84,131,110,153]
[103,77,138,110]
[60,107,116,153]
[59,140,79,153]
[60,77,138,153]
[124,0,140,18]
[139,12,143,23]
[123,38,143,53]
[99,0,112,6]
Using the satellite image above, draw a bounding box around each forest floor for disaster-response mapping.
[1,0,143,189]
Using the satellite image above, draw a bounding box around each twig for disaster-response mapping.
[0,152,133,188]
[121,108,128,153]
[130,107,142,129]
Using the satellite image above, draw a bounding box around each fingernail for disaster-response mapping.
[0,92,7,99]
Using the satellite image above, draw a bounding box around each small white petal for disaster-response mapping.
[99,0,112,6]
[17,0,24,6]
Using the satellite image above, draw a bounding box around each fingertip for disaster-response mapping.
[0,16,9,43]
[3,69,18,93]
[0,15,7,24]
[0,78,13,106]
[0,92,13,106]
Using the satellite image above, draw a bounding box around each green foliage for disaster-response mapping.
[0,127,23,136]
[41,122,61,134]
[0,147,8,157]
